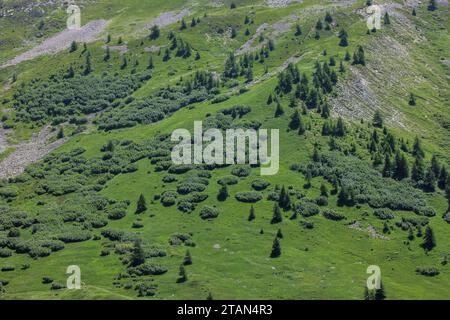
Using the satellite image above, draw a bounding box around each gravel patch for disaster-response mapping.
[102,45,129,54]
[1,20,109,69]
[145,9,190,29]
[348,221,389,240]
[0,126,66,179]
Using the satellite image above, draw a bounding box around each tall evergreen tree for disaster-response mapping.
[423,166,436,192]
[177,265,187,283]
[289,110,301,130]
[412,137,425,159]
[270,237,281,258]
[271,204,282,224]
[431,155,441,177]
[383,12,391,25]
[183,250,192,265]
[136,194,147,214]
[422,226,436,252]
[248,206,256,221]
[394,152,409,180]
[372,111,383,128]
[275,101,284,117]
[438,166,448,190]
[217,184,229,201]
[149,25,160,40]
[427,0,437,11]
[130,240,145,266]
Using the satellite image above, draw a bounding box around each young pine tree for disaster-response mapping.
[130,240,145,267]
[136,194,147,214]
[422,226,436,252]
[270,237,281,258]
[248,206,256,221]
[271,204,282,224]
[183,250,192,265]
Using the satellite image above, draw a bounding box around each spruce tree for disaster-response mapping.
[320,184,329,197]
[136,194,147,214]
[411,157,425,183]
[83,55,92,75]
[217,184,229,201]
[431,155,440,177]
[422,226,436,252]
[394,152,409,180]
[409,93,416,106]
[177,265,187,283]
[423,166,436,192]
[383,12,391,25]
[427,0,437,11]
[104,46,111,61]
[163,48,171,61]
[270,237,281,258]
[248,206,256,221]
[130,240,145,266]
[412,137,425,158]
[69,41,78,52]
[295,24,302,36]
[149,25,160,40]
[183,250,192,265]
[298,115,306,135]
[372,111,383,128]
[147,56,154,69]
[276,229,283,239]
[271,204,282,224]
[66,65,75,78]
[274,101,284,117]
[438,166,448,190]
[180,19,187,30]
[57,127,64,139]
[289,110,301,130]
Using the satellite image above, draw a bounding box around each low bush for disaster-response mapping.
[251,179,271,191]
[322,209,345,221]
[373,209,395,220]
[235,191,263,203]
[415,267,439,277]
[199,206,219,220]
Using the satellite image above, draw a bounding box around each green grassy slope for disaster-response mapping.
[0,0,449,300]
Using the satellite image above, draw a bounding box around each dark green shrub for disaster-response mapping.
[218,176,238,185]
[235,191,263,203]
[373,209,395,220]
[199,206,219,220]
[251,179,271,191]
[322,209,345,221]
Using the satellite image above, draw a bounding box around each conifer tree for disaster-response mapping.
[427,0,437,11]
[438,166,448,190]
[275,101,284,117]
[136,194,147,214]
[423,166,436,192]
[289,110,301,130]
[104,46,111,61]
[295,24,302,36]
[149,25,160,40]
[382,154,392,177]
[271,204,282,224]
[69,41,78,52]
[270,237,281,258]
[83,55,92,75]
[411,157,425,183]
[147,56,154,69]
[163,48,171,61]
[248,206,256,221]
[177,265,187,283]
[183,250,192,265]
[372,111,383,128]
[431,155,440,177]
[409,93,416,106]
[66,65,75,78]
[298,115,306,135]
[276,229,283,239]
[120,56,128,69]
[339,60,345,73]
[383,12,391,25]
[394,152,409,180]
[130,240,145,266]
[422,226,436,252]
[180,19,187,30]
[412,137,425,159]
[217,184,229,201]
[320,184,329,197]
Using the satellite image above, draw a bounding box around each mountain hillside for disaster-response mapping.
[0,0,449,300]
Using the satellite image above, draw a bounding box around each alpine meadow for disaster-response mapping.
[0,0,449,301]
